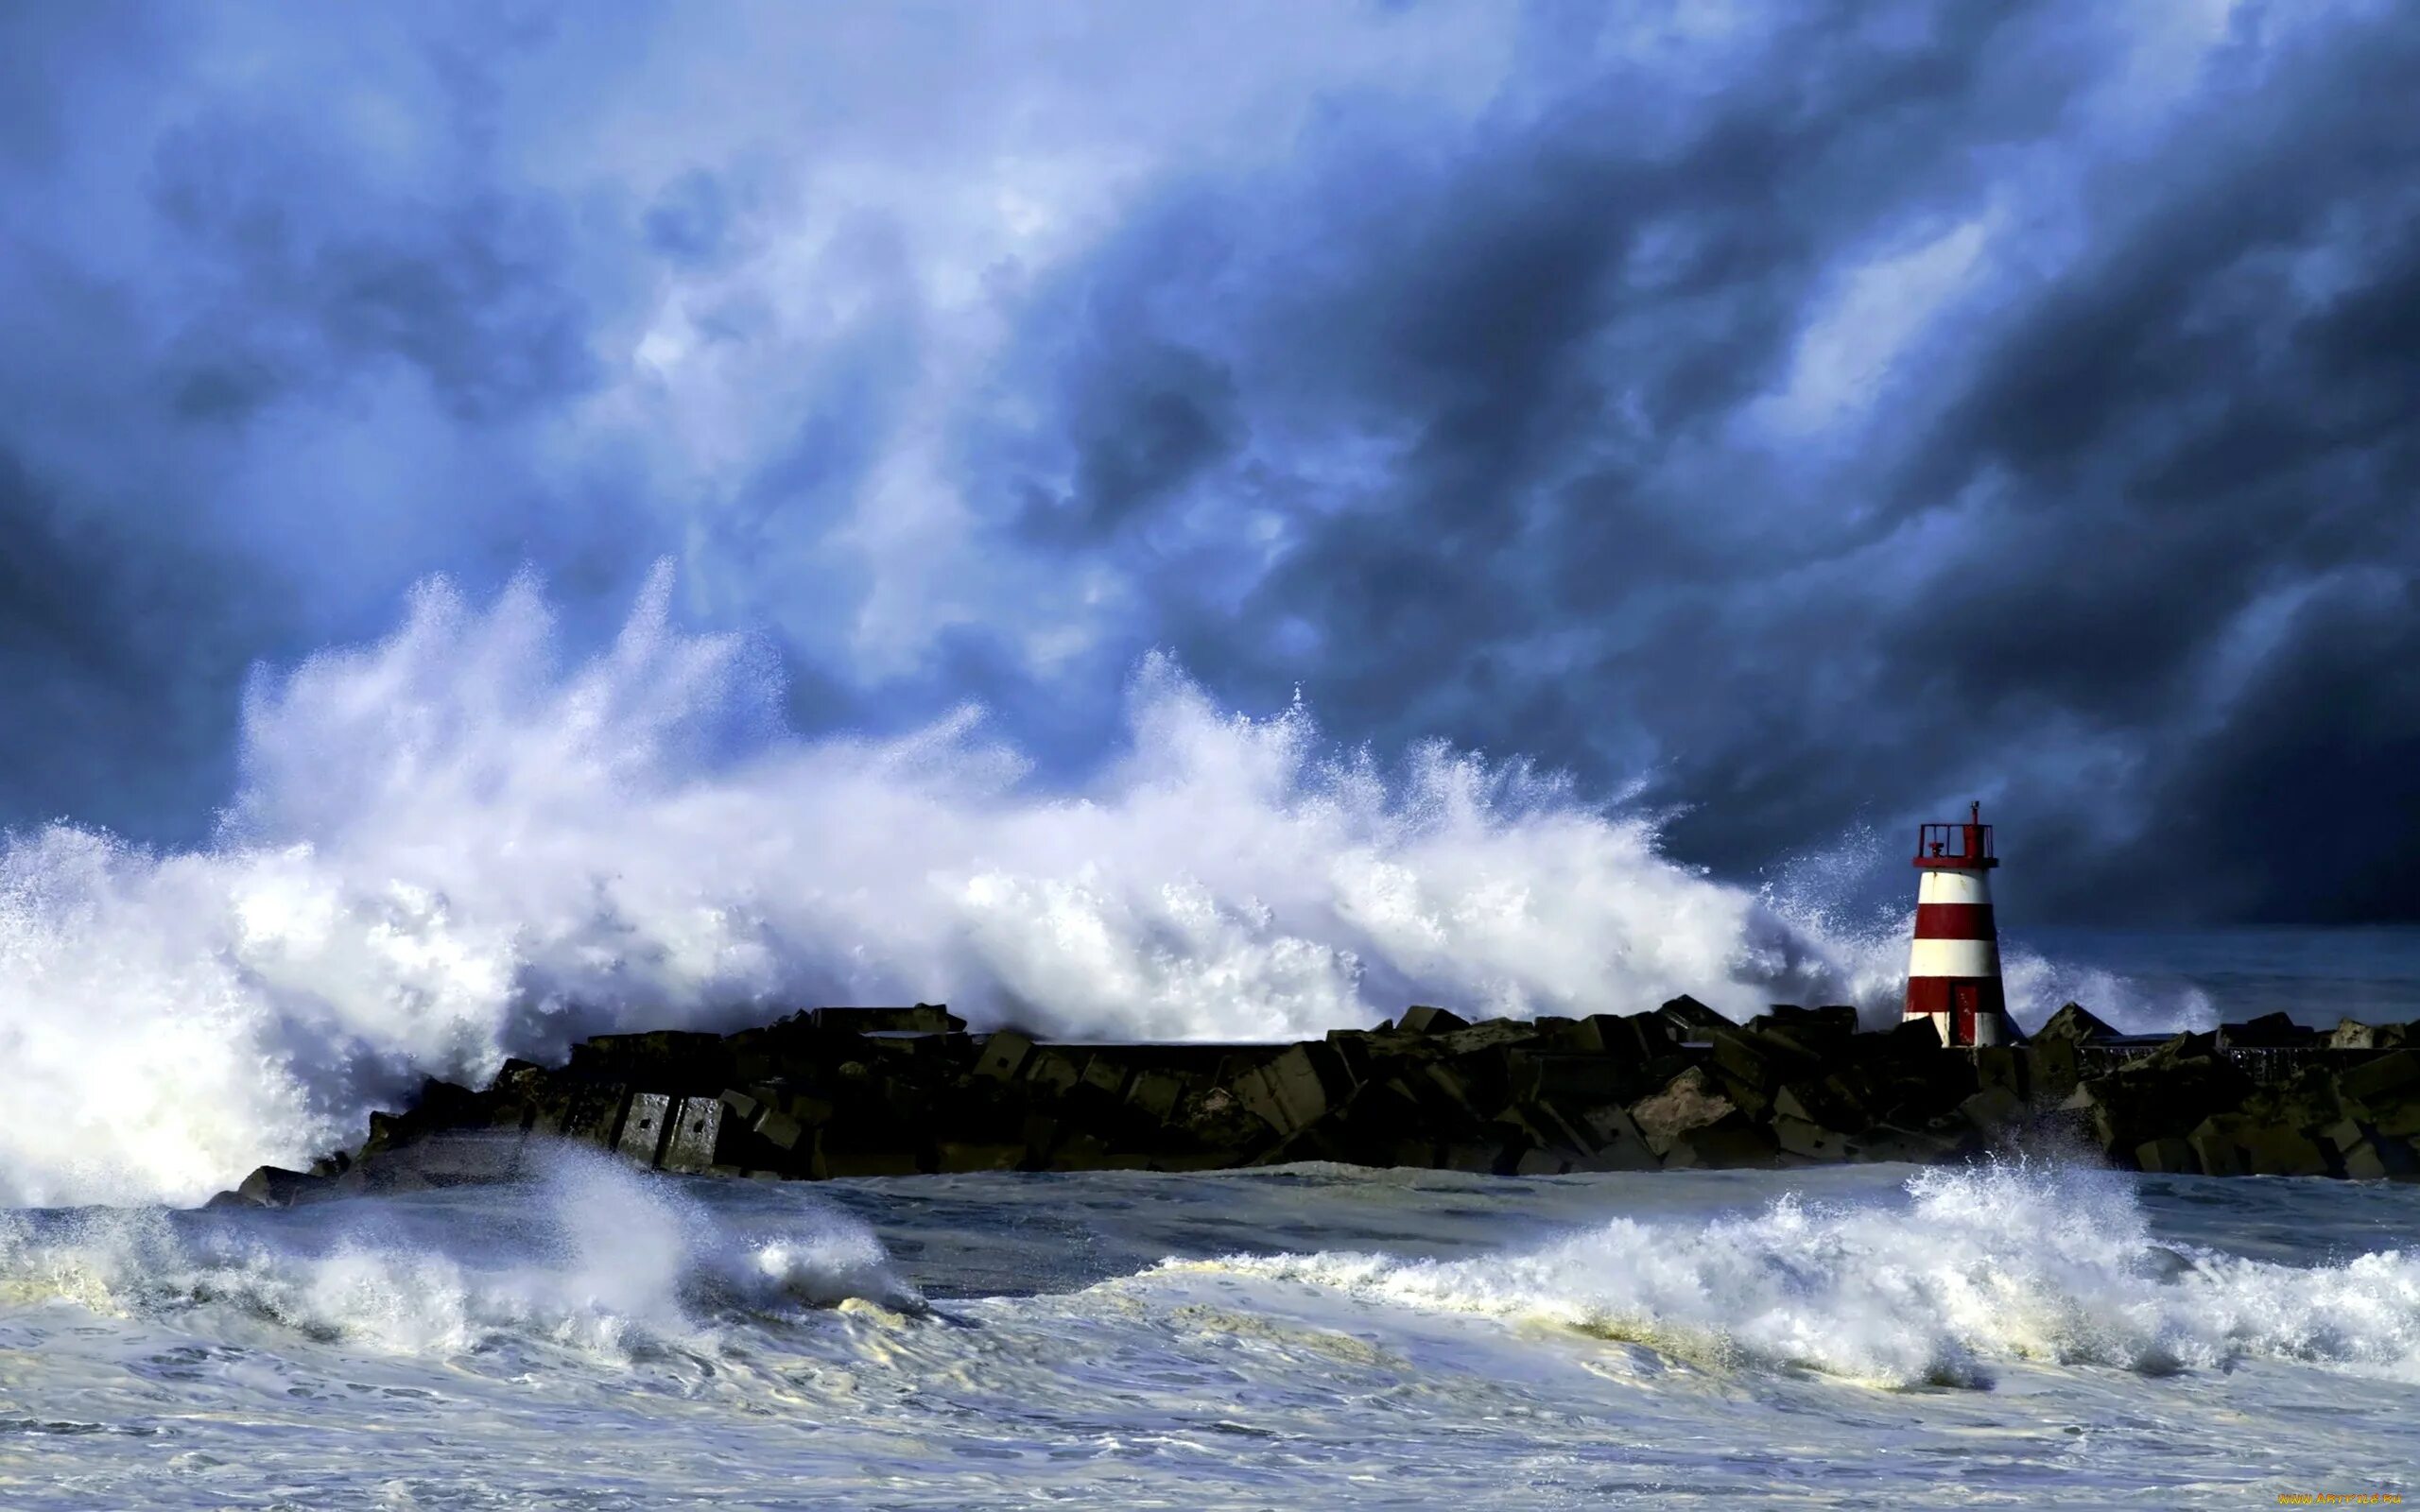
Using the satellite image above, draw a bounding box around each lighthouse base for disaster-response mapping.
[1905,977,2013,1047]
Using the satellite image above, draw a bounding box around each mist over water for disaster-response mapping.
[0,571,2213,1207]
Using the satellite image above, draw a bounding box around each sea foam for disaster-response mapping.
[0,1143,919,1357]
[1189,1162,2420,1387]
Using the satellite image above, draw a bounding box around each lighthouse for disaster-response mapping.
[1905,801,2016,1047]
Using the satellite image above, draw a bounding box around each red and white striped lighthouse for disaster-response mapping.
[1905,801,2014,1047]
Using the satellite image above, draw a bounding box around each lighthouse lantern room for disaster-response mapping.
[1905,801,2016,1047]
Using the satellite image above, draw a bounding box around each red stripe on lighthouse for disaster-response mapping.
[1913,903,1996,939]
[1904,977,2007,1018]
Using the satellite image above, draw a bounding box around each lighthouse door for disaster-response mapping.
[1951,985,1979,1047]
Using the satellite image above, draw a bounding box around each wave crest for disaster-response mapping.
[1183,1164,2420,1387]
[0,569,1898,1204]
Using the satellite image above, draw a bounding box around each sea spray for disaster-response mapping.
[0,568,1898,1205]
[1182,1161,2420,1386]
[0,1143,919,1356]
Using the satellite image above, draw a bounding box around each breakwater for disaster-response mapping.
[213,1000,2420,1207]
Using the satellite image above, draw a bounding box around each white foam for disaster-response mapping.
[0,568,1918,1205]
[0,1143,919,1356]
[1186,1163,2420,1387]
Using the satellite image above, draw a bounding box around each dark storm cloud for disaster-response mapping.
[1,0,2412,923]
[964,1,2420,922]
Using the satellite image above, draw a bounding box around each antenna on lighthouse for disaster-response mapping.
[1904,801,2016,1047]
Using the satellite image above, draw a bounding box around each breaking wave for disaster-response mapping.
[1185,1163,2420,1387]
[0,1143,919,1358]
[0,568,1917,1206]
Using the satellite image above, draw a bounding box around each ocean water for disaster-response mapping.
[2010,925,2420,1029]
[3,1149,2414,1509]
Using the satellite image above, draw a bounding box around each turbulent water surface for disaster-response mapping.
[4,1151,2414,1509]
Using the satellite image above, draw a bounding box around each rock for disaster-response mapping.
[224,1165,326,1209]
[2064,1042,2253,1159]
[2033,1003,2119,1044]
[2328,1018,2377,1050]
[1628,1067,1737,1159]
[239,994,2419,1201]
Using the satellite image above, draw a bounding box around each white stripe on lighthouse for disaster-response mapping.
[1915,870,1994,906]
[1908,936,2001,978]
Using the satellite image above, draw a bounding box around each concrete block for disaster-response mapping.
[1440,1140,1504,1173]
[1398,1005,1470,1035]
[1509,1051,1635,1108]
[2034,1003,2118,1043]
[1435,1021,1540,1058]
[1958,1086,2026,1132]
[2339,1051,2420,1112]
[1971,1046,2030,1102]
[754,1108,806,1152]
[972,1030,1035,1082]
[1512,1147,1567,1177]
[811,1005,966,1035]
[1022,1048,1081,1094]
[1773,1116,1852,1162]
[1660,1125,1775,1169]
[1654,994,1732,1040]
[662,1096,725,1173]
[1079,1056,1130,1099]
[614,1092,674,1167]
[1573,1103,1659,1167]
[1126,1070,1186,1122]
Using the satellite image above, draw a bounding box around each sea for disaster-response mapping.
[4,586,2417,1506]
[4,1144,2417,1509]
[2,929,2415,1510]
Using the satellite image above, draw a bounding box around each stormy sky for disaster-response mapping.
[1,0,2413,926]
